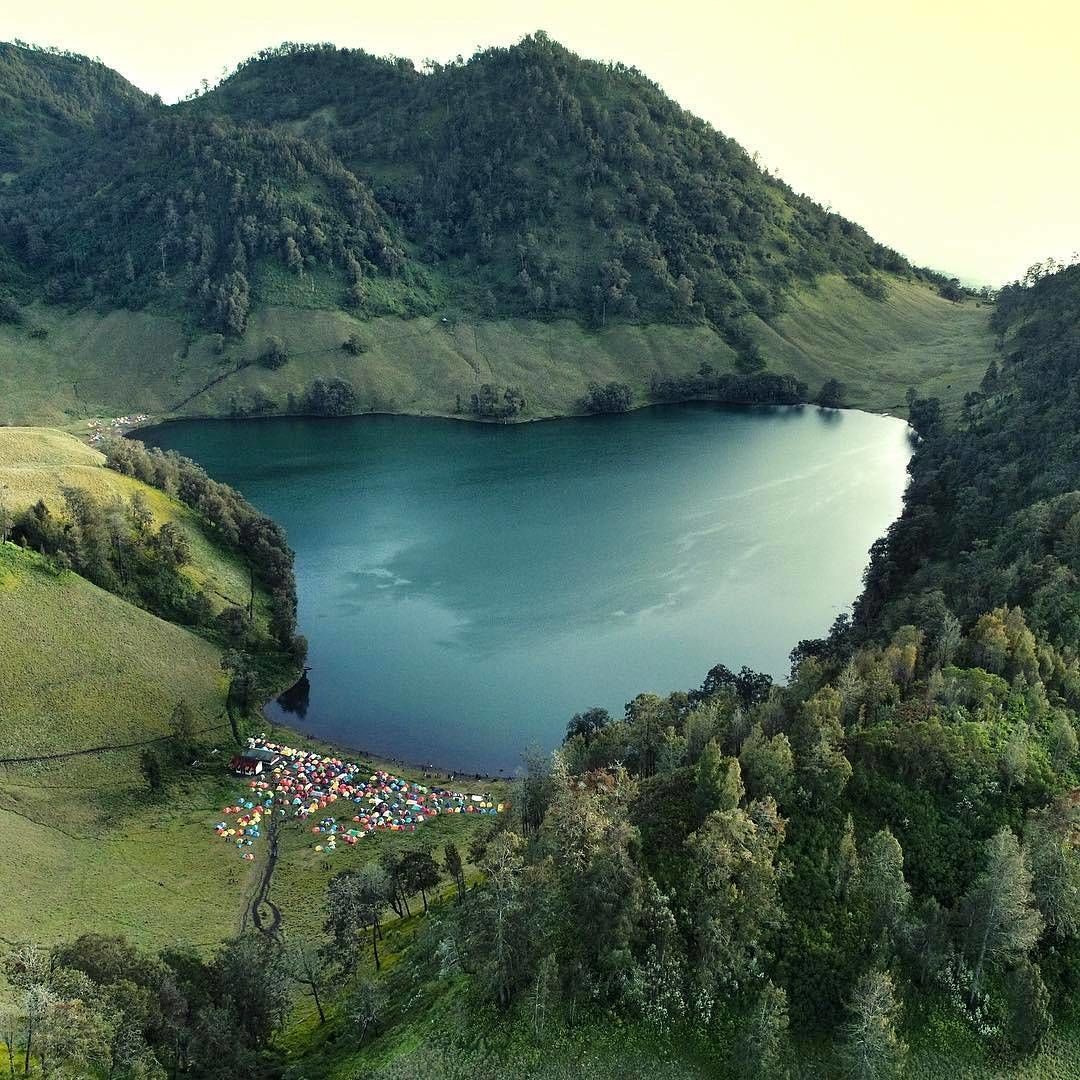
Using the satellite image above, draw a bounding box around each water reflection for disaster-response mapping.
[141,404,912,771]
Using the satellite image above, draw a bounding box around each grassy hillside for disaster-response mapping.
[756,274,997,413]
[0,427,252,607]
[0,539,249,946]
[0,275,994,427]
[0,428,272,947]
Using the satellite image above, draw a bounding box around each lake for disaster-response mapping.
[141,404,912,773]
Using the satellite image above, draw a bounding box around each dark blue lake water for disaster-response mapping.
[142,404,911,772]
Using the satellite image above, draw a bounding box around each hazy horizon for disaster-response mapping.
[9,0,1079,287]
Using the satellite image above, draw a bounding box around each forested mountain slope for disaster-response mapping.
[0,36,993,425]
[0,41,151,177]
[190,36,927,340]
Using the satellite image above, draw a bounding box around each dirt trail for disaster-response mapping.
[249,813,283,938]
[0,722,231,766]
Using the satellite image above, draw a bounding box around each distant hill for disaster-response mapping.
[0,41,152,176]
[0,35,991,424]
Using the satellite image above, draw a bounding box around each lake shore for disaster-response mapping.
[141,405,913,773]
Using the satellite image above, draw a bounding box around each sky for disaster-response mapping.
[9,0,1080,286]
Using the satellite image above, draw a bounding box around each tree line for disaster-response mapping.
[100,436,305,666]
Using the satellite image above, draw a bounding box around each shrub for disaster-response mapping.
[259,335,288,369]
[342,332,366,356]
[0,295,23,324]
[583,381,632,414]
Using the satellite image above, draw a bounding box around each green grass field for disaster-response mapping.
[0,275,995,429]
[0,430,262,947]
[0,540,250,947]
[758,275,997,413]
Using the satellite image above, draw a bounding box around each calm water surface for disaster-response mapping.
[142,405,912,772]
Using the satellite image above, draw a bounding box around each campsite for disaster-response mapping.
[216,737,504,859]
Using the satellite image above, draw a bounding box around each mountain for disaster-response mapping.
[189,36,922,338]
[0,35,993,425]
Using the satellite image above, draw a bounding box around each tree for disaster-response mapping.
[221,650,258,717]
[835,813,860,900]
[2,944,51,1077]
[296,377,358,416]
[472,831,529,1007]
[694,663,773,708]
[518,747,554,834]
[794,687,852,802]
[169,699,197,758]
[1000,722,1029,792]
[907,395,943,435]
[817,378,845,408]
[443,841,466,903]
[1048,710,1077,772]
[283,236,303,274]
[736,981,790,1079]
[342,331,366,355]
[1024,799,1080,940]
[529,953,558,1043]
[961,828,1043,995]
[739,724,794,803]
[258,335,288,369]
[839,970,906,1080]
[139,748,164,795]
[285,939,330,1026]
[857,828,911,947]
[154,521,191,568]
[695,740,743,822]
[399,850,441,913]
[325,866,390,971]
[582,382,632,414]
[0,296,22,324]
[347,979,381,1044]
[685,799,785,993]
[212,934,290,1049]
[1003,960,1052,1054]
[564,706,611,744]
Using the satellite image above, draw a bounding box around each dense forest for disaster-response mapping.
[0,36,956,358]
[0,42,151,175]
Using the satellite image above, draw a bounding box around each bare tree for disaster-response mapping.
[284,939,329,1026]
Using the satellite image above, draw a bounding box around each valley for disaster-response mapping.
[0,26,1077,1080]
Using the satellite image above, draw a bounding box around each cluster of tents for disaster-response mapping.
[213,798,263,859]
[212,738,504,859]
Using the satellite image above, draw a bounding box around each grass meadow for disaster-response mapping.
[0,275,994,430]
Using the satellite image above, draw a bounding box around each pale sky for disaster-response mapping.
[9,0,1080,286]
